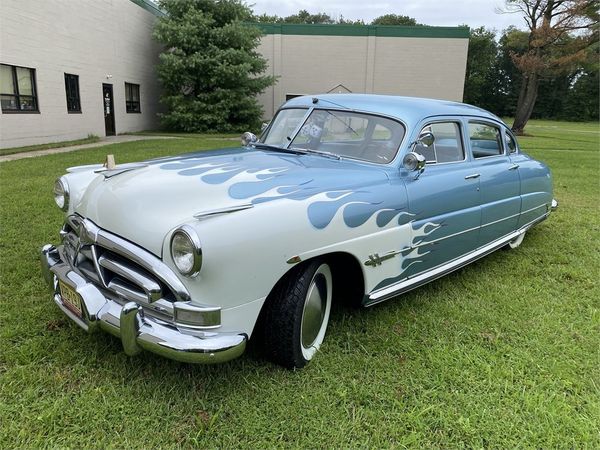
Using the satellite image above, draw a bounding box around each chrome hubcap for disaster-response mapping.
[301,272,328,349]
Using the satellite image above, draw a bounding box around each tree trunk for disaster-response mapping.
[512,71,539,135]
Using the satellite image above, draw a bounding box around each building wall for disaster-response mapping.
[256,25,469,119]
[0,0,163,149]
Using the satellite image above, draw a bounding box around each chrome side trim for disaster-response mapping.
[366,213,549,305]
[412,203,547,250]
[364,248,410,267]
[194,203,254,219]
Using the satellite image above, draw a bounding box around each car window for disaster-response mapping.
[414,122,464,164]
[262,108,308,147]
[505,131,518,153]
[469,122,503,158]
[287,109,405,164]
[320,114,369,142]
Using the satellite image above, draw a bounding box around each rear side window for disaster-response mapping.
[415,122,464,164]
[469,122,503,158]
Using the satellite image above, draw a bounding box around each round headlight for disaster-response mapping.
[53,177,69,211]
[170,225,202,276]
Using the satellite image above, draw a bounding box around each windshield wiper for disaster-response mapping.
[253,143,304,155]
[289,147,342,160]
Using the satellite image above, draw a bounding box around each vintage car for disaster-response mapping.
[41,94,557,368]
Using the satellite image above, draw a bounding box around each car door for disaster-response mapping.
[503,129,551,228]
[402,118,481,278]
[466,120,521,246]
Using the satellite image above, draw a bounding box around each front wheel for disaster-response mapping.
[262,260,333,369]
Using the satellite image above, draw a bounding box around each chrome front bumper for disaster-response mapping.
[41,244,247,364]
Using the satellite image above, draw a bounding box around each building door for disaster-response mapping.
[102,84,115,136]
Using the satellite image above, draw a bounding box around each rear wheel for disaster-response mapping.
[262,260,332,369]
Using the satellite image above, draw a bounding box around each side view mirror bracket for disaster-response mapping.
[403,131,435,180]
[241,131,258,147]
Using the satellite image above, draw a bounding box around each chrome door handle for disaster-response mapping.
[509,164,520,170]
[464,173,480,180]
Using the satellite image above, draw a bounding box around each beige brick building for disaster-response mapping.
[256,24,469,118]
[0,1,469,149]
[0,0,163,149]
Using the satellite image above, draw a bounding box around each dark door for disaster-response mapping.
[102,84,115,136]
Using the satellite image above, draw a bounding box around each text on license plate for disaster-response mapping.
[59,281,82,317]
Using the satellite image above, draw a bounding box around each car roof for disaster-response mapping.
[282,94,504,128]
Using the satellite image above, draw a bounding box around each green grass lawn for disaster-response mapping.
[1,120,598,448]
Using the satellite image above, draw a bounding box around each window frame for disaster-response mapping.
[503,128,520,154]
[467,120,506,160]
[124,82,141,114]
[64,73,81,114]
[0,63,39,114]
[415,119,467,166]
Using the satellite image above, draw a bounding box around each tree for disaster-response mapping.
[562,69,599,120]
[282,9,335,24]
[463,27,499,108]
[504,0,599,134]
[254,9,335,24]
[154,0,275,132]
[371,14,419,26]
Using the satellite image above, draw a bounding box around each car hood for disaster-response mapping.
[76,147,392,256]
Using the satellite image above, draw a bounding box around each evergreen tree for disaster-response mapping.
[154,0,275,132]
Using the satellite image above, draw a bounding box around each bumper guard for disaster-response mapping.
[41,244,246,364]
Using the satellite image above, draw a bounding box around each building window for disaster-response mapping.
[125,82,140,113]
[64,73,81,113]
[0,64,38,112]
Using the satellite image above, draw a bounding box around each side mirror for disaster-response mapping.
[241,131,258,147]
[417,131,435,147]
[403,152,426,172]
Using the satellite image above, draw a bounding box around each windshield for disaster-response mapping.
[262,108,308,147]
[261,108,405,164]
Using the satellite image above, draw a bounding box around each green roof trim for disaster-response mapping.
[129,0,166,17]
[252,23,470,39]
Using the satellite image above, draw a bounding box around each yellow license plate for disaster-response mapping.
[59,281,83,317]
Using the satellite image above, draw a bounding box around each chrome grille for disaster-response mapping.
[61,215,191,318]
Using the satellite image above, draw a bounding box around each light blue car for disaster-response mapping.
[41,94,557,368]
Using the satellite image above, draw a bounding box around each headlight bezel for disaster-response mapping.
[170,225,203,277]
[53,176,70,212]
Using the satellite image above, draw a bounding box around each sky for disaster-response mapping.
[248,0,527,31]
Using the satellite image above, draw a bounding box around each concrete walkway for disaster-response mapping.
[0,135,178,163]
